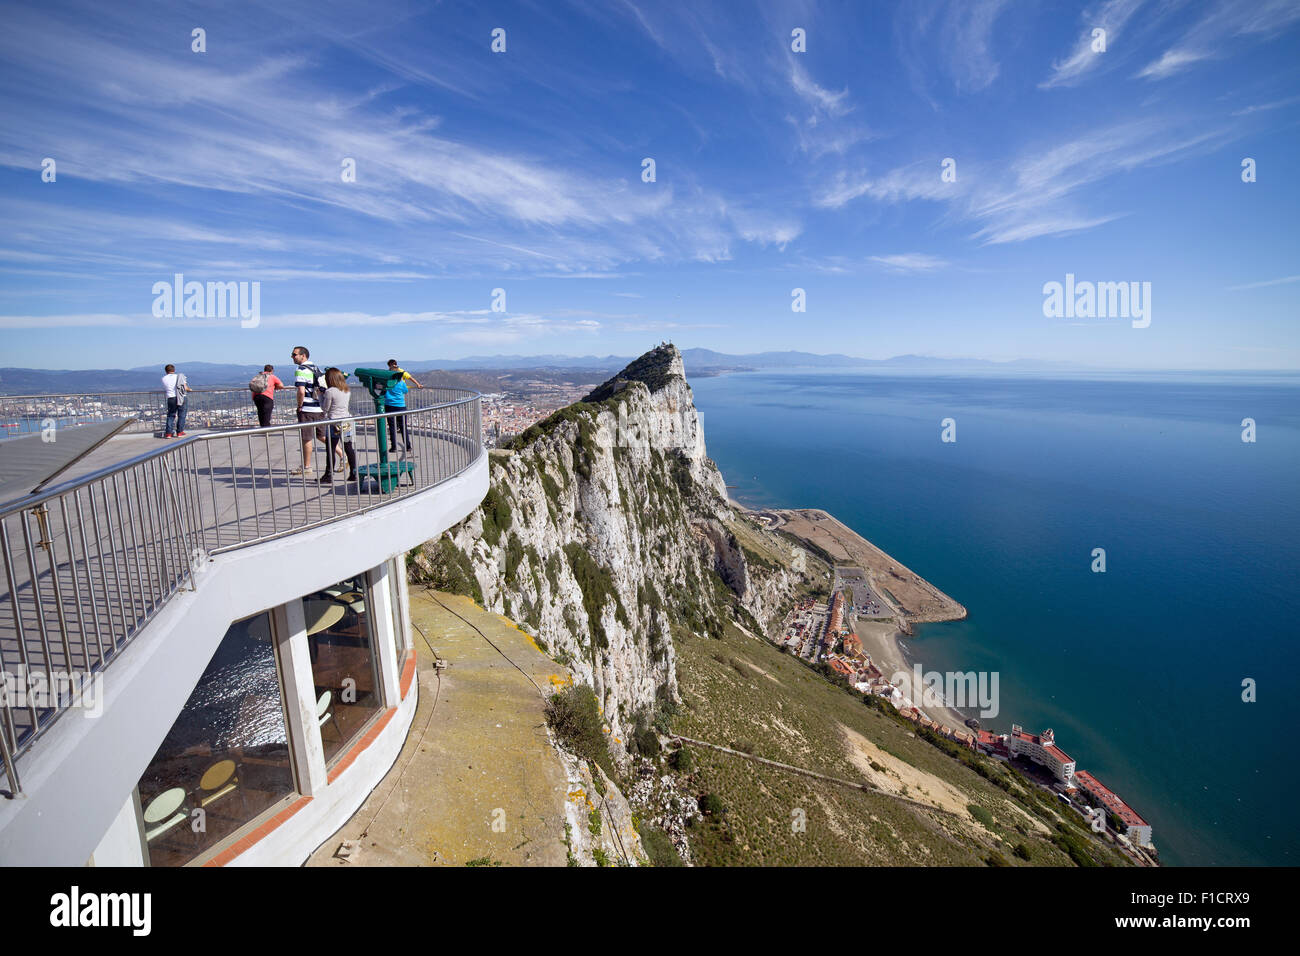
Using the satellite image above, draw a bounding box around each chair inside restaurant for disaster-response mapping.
[304,575,383,764]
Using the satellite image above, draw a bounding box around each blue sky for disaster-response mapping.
[1,0,1298,370]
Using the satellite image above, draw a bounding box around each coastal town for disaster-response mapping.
[766,510,1158,866]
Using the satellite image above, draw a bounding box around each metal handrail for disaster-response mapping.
[0,384,469,436]
[0,390,483,793]
[0,385,471,399]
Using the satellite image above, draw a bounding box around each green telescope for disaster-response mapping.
[351,368,415,492]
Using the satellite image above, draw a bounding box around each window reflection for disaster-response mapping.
[137,611,293,866]
[305,575,382,764]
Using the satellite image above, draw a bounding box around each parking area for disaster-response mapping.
[836,566,890,620]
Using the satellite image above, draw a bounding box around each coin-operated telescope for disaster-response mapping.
[352,368,415,493]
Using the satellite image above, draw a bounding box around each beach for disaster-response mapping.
[752,506,974,733]
[855,619,974,734]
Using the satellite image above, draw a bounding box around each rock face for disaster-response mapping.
[412,345,823,747]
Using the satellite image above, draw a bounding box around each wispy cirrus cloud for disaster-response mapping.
[814,163,954,209]
[1232,94,1300,115]
[896,0,1011,98]
[1041,0,1146,89]
[0,4,801,284]
[0,309,602,335]
[816,119,1229,245]
[869,253,949,272]
[788,60,851,118]
[1138,0,1300,79]
[940,0,1012,92]
[1226,274,1300,291]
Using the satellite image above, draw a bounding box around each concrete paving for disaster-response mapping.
[306,589,577,867]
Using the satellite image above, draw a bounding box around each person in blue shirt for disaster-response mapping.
[384,359,424,453]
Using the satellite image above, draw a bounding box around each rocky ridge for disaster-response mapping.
[411,344,826,749]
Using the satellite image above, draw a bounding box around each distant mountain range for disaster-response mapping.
[0,351,1081,395]
[432,350,1082,372]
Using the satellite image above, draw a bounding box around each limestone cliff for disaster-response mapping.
[411,345,826,747]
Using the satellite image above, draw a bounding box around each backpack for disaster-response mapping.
[294,363,328,398]
[250,372,269,395]
[306,363,328,393]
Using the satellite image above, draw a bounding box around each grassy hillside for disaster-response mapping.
[667,621,1131,867]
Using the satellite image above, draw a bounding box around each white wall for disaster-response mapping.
[0,452,485,866]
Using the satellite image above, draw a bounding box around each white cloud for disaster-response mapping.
[1226,274,1300,291]
[789,61,851,118]
[814,164,953,209]
[817,120,1226,244]
[869,253,949,272]
[1138,0,1300,80]
[1041,0,1146,89]
[0,309,605,334]
[940,0,1011,92]
[0,5,801,281]
[1137,48,1213,79]
[1232,94,1300,115]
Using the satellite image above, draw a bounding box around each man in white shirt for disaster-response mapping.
[161,364,190,438]
[290,345,326,475]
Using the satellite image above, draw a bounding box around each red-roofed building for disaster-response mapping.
[1074,771,1152,846]
[1007,725,1076,783]
[826,591,845,640]
[976,730,1009,756]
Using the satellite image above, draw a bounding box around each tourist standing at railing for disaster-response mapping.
[161,364,190,438]
[250,364,284,428]
[290,346,327,476]
[318,368,358,484]
[384,358,424,454]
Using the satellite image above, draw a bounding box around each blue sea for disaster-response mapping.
[689,368,1300,867]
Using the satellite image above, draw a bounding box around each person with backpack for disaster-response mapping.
[161,364,190,438]
[290,345,328,476]
[249,364,284,428]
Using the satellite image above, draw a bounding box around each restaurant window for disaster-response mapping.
[136,611,294,866]
[304,574,383,765]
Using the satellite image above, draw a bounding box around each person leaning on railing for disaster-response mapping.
[318,368,358,484]
[249,364,285,428]
[384,358,424,453]
[161,364,190,438]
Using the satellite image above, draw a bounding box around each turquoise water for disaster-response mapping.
[689,368,1300,866]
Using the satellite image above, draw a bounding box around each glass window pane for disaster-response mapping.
[305,575,383,765]
[137,611,293,866]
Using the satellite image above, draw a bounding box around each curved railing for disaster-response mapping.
[0,391,483,793]
[0,385,470,436]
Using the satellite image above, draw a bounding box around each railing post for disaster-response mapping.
[0,706,20,796]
